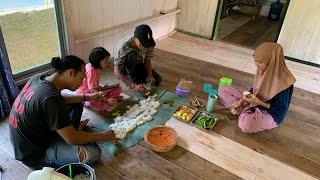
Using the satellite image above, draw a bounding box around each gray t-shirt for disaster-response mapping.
[9,74,72,166]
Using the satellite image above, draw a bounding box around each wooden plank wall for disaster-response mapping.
[277,0,320,65]
[63,0,177,61]
[176,0,219,37]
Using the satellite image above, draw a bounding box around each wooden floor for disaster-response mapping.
[220,15,281,49]
[217,14,251,40]
[1,34,320,179]
[156,32,320,95]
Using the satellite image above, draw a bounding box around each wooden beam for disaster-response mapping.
[75,8,181,44]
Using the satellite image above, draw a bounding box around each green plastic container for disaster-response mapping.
[218,77,233,93]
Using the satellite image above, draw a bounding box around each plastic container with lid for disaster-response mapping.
[176,79,192,97]
[218,77,233,94]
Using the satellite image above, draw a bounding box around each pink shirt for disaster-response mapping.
[76,63,101,94]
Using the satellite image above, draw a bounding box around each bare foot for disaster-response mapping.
[78,119,89,130]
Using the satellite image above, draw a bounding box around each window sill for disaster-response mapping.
[14,63,53,86]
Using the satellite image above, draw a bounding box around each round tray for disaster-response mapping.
[144,125,178,152]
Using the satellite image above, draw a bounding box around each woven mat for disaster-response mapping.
[88,88,187,156]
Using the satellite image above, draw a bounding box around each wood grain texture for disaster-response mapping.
[102,0,114,29]
[221,16,281,49]
[78,0,103,35]
[185,0,199,33]
[139,0,151,18]
[176,0,218,37]
[278,0,320,64]
[166,118,317,180]
[156,32,320,95]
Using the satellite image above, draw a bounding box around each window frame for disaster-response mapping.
[10,0,69,86]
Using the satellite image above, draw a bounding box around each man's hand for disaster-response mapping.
[86,92,103,102]
[134,84,148,94]
[101,130,118,144]
[147,74,155,86]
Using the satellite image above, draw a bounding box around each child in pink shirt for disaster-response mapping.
[76,47,122,111]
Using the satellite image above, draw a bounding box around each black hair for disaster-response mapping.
[50,55,85,74]
[89,47,110,69]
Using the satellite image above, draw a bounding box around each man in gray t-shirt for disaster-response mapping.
[114,24,162,94]
[9,55,117,168]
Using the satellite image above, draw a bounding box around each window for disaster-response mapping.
[0,0,67,79]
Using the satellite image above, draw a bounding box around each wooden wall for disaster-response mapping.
[277,0,320,65]
[63,0,178,61]
[176,0,219,38]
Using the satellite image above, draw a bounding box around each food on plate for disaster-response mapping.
[193,115,216,130]
[172,105,196,121]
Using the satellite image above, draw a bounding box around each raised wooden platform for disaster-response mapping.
[166,118,316,180]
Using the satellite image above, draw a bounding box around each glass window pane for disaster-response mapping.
[0,0,60,74]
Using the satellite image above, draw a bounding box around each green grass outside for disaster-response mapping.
[0,8,60,74]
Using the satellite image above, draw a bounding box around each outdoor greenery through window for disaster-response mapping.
[0,0,60,74]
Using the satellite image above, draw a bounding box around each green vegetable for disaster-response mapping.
[207,118,215,129]
[193,115,216,130]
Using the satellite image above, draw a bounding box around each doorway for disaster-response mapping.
[214,0,290,49]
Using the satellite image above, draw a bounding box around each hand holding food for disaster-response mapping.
[243,93,261,107]
[134,84,148,94]
[243,91,252,98]
[101,130,118,144]
[87,92,104,101]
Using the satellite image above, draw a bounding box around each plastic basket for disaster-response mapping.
[176,87,190,97]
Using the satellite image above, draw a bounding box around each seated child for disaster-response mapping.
[219,43,296,133]
[76,47,122,111]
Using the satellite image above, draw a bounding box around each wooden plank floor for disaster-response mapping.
[217,14,251,40]
[166,118,317,180]
[220,15,281,49]
[156,32,320,95]
[1,36,319,179]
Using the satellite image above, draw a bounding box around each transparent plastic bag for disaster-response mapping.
[177,79,192,91]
